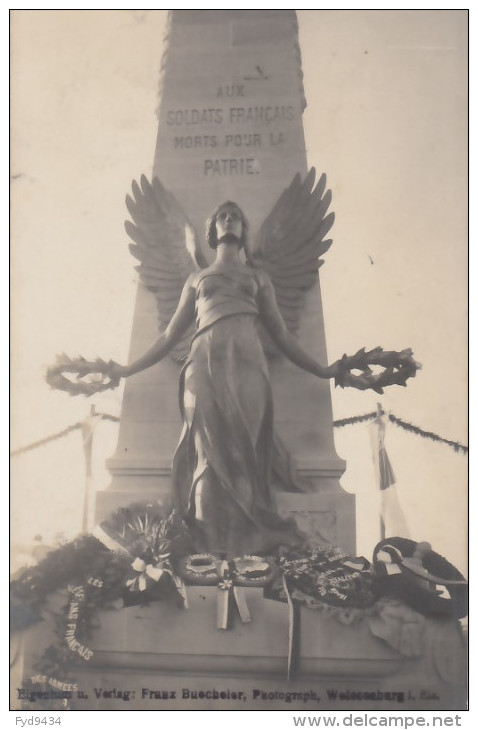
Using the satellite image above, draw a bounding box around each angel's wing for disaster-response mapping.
[251,168,334,345]
[125,175,207,363]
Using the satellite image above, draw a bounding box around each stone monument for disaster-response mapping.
[97,8,355,555]
[14,11,466,712]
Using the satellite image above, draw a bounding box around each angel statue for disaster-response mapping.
[48,170,419,558]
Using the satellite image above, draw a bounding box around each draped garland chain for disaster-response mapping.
[10,423,84,457]
[386,414,468,455]
[332,412,468,455]
[10,413,119,457]
[10,411,467,457]
[332,411,377,428]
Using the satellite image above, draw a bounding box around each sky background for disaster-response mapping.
[10,10,468,574]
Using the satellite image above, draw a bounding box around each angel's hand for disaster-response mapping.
[325,360,341,379]
[107,360,130,381]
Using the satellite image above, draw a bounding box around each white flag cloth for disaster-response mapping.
[369,414,410,538]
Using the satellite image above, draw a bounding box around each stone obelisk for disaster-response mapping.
[19,15,466,708]
[98,9,355,553]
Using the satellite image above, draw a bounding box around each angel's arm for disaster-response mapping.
[257,270,336,378]
[116,275,196,377]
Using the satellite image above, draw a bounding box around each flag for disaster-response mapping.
[369,410,410,539]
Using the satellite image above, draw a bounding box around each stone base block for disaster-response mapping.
[16,587,467,711]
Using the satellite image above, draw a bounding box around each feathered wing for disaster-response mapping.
[251,168,334,351]
[125,175,207,363]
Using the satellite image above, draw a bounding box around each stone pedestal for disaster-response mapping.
[15,591,467,711]
[97,8,353,554]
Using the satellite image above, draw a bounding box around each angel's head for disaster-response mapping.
[206,202,249,251]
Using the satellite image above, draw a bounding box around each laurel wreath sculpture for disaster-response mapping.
[334,347,421,394]
[45,347,420,397]
[45,355,121,397]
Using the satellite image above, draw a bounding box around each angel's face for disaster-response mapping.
[215,205,243,243]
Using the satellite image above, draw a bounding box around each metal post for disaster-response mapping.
[376,403,386,542]
[81,405,96,533]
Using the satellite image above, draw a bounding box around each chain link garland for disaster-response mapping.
[10,423,83,457]
[387,414,468,455]
[332,412,377,428]
[11,411,467,457]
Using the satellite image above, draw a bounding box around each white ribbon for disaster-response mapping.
[125,558,189,608]
[376,547,403,575]
[126,558,166,591]
[92,524,132,556]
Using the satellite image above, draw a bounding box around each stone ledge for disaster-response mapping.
[106,456,346,477]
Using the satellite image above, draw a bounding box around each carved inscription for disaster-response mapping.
[166,79,298,175]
